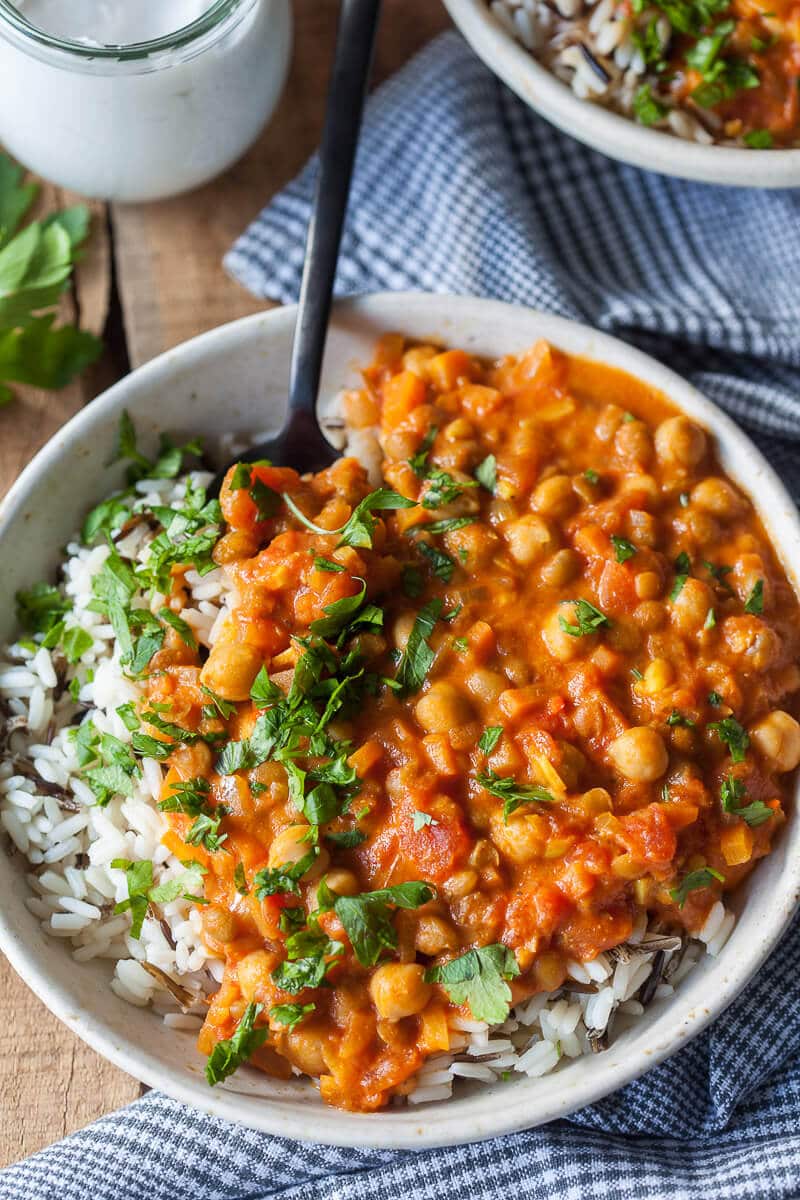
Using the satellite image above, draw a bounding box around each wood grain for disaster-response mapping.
[0,0,448,1167]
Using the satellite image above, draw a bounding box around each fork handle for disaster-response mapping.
[286,0,382,427]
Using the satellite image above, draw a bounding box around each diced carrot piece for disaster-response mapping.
[422,733,459,777]
[393,504,424,535]
[419,1004,450,1053]
[573,524,608,558]
[662,802,700,830]
[428,349,476,391]
[590,645,623,676]
[381,370,426,429]
[161,827,211,870]
[348,740,384,778]
[373,332,405,367]
[499,686,541,721]
[721,823,754,866]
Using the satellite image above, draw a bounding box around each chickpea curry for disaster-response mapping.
[146,337,800,1112]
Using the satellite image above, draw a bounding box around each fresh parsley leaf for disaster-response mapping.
[476,769,554,822]
[309,579,368,639]
[412,810,438,831]
[633,83,667,125]
[157,776,211,817]
[478,726,503,755]
[452,636,468,653]
[408,427,438,477]
[248,665,282,709]
[744,129,773,148]
[475,454,497,494]
[744,579,764,614]
[185,810,228,854]
[271,954,331,994]
[283,488,414,549]
[611,535,637,564]
[693,59,759,108]
[666,709,695,727]
[61,625,92,663]
[269,1002,315,1029]
[558,599,611,638]
[205,1002,268,1085]
[401,564,423,599]
[394,598,442,695]
[234,862,249,895]
[408,515,477,537]
[669,866,725,908]
[130,732,173,760]
[201,684,237,720]
[15,582,70,635]
[159,606,197,650]
[325,828,367,849]
[110,857,153,938]
[418,540,455,582]
[248,476,281,519]
[81,495,132,544]
[709,717,749,763]
[674,551,691,575]
[115,702,139,732]
[704,608,716,630]
[421,469,477,510]
[708,691,723,706]
[425,944,520,1023]
[253,849,318,898]
[334,882,435,967]
[584,469,599,485]
[312,556,345,573]
[720,774,772,826]
[686,19,735,73]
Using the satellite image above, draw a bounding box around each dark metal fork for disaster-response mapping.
[213,0,381,490]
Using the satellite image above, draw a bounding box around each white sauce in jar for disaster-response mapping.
[16,0,214,45]
[0,0,292,202]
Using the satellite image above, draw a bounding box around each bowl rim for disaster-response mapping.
[443,0,800,188]
[1,291,799,1149]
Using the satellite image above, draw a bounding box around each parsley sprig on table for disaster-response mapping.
[0,153,102,408]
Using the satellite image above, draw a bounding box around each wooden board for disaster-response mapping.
[0,0,448,1167]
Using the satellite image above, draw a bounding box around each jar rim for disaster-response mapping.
[0,0,245,59]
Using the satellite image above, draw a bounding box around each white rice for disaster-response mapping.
[0,464,735,1102]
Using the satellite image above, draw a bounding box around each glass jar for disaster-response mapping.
[0,0,292,202]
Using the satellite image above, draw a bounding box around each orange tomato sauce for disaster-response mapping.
[147,336,800,1111]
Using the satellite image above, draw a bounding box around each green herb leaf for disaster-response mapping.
[408,515,477,537]
[394,598,442,695]
[418,540,455,582]
[611,535,637,564]
[744,129,773,148]
[408,427,438,477]
[61,626,92,663]
[558,599,611,637]
[159,606,197,650]
[709,716,749,762]
[15,582,70,635]
[337,489,415,549]
[205,1002,268,1085]
[421,469,477,510]
[478,726,503,755]
[425,944,520,1023]
[584,469,599,485]
[686,19,735,73]
[325,828,367,849]
[234,862,249,895]
[692,59,759,108]
[334,882,435,967]
[476,769,554,822]
[253,849,318,899]
[201,684,237,721]
[401,565,424,599]
[633,84,668,126]
[708,691,723,706]
[720,774,772,826]
[667,709,695,727]
[312,556,345,573]
[269,1002,315,1029]
[412,810,438,831]
[744,579,764,614]
[475,454,497,494]
[309,580,368,639]
[669,866,725,908]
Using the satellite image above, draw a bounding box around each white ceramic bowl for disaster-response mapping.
[1,293,799,1148]
[444,0,800,188]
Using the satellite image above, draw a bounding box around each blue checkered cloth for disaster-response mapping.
[4,29,800,1200]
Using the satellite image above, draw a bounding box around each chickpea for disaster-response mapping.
[415,681,474,733]
[532,474,577,519]
[671,577,715,634]
[200,641,263,702]
[542,603,591,662]
[614,420,652,467]
[450,892,503,943]
[632,600,665,631]
[608,727,668,782]
[414,914,459,956]
[749,710,800,772]
[654,416,707,468]
[369,963,432,1020]
[722,616,780,672]
[342,387,379,429]
[732,554,770,609]
[490,810,546,865]
[318,869,360,903]
[635,571,661,601]
[691,477,745,520]
[595,404,624,443]
[639,657,674,694]
[284,1024,327,1075]
[237,949,276,1003]
[468,838,500,869]
[540,548,581,588]
[466,668,506,704]
[441,868,479,900]
[212,528,260,565]
[268,825,328,880]
[383,429,419,460]
[503,514,557,566]
[443,522,499,569]
[627,509,659,548]
[201,906,237,945]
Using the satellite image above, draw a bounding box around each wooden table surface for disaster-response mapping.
[0,0,449,1167]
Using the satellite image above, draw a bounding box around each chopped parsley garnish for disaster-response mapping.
[479,726,503,755]
[692,59,759,108]
[408,515,477,537]
[421,468,477,510]
[703,560,733,592]
[686,18,735,72]
[325,828,367,849]
[611,535,637,564]
[61,626,93,663]
[744,129,773,148]
[475,454,497,494]
[631,667,644,681]
[394,598,442,695]
[111,857,205,938]
[633,84,667,125]
[158,606,197,650]
[708,691,723,706]
[744,579,764,614]
[720,774,772,827]
[558,599,611,638]
[249,665,283,709]
[234,863,249,895]
[476,769,554,822]
[157,776,229,851]
[704,608,716,630]
[667,709,695,727]
[669,866,725,908]
[334,881,434,967]
[269,1002,315,1029]
[425,944,520,1024]
[418,540,455,582]
[408,427,438,477]
[401,564,424,598]
[70,724,139,806]
[283,488,414,550]
[15,581,71,636]
[312,555,345,573]
[201,684,237,721]
[584,469,599,485]
[253,849,319,898]
[709,716,749,763]
[452,637,469,654]
[205,1002,268,1085]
